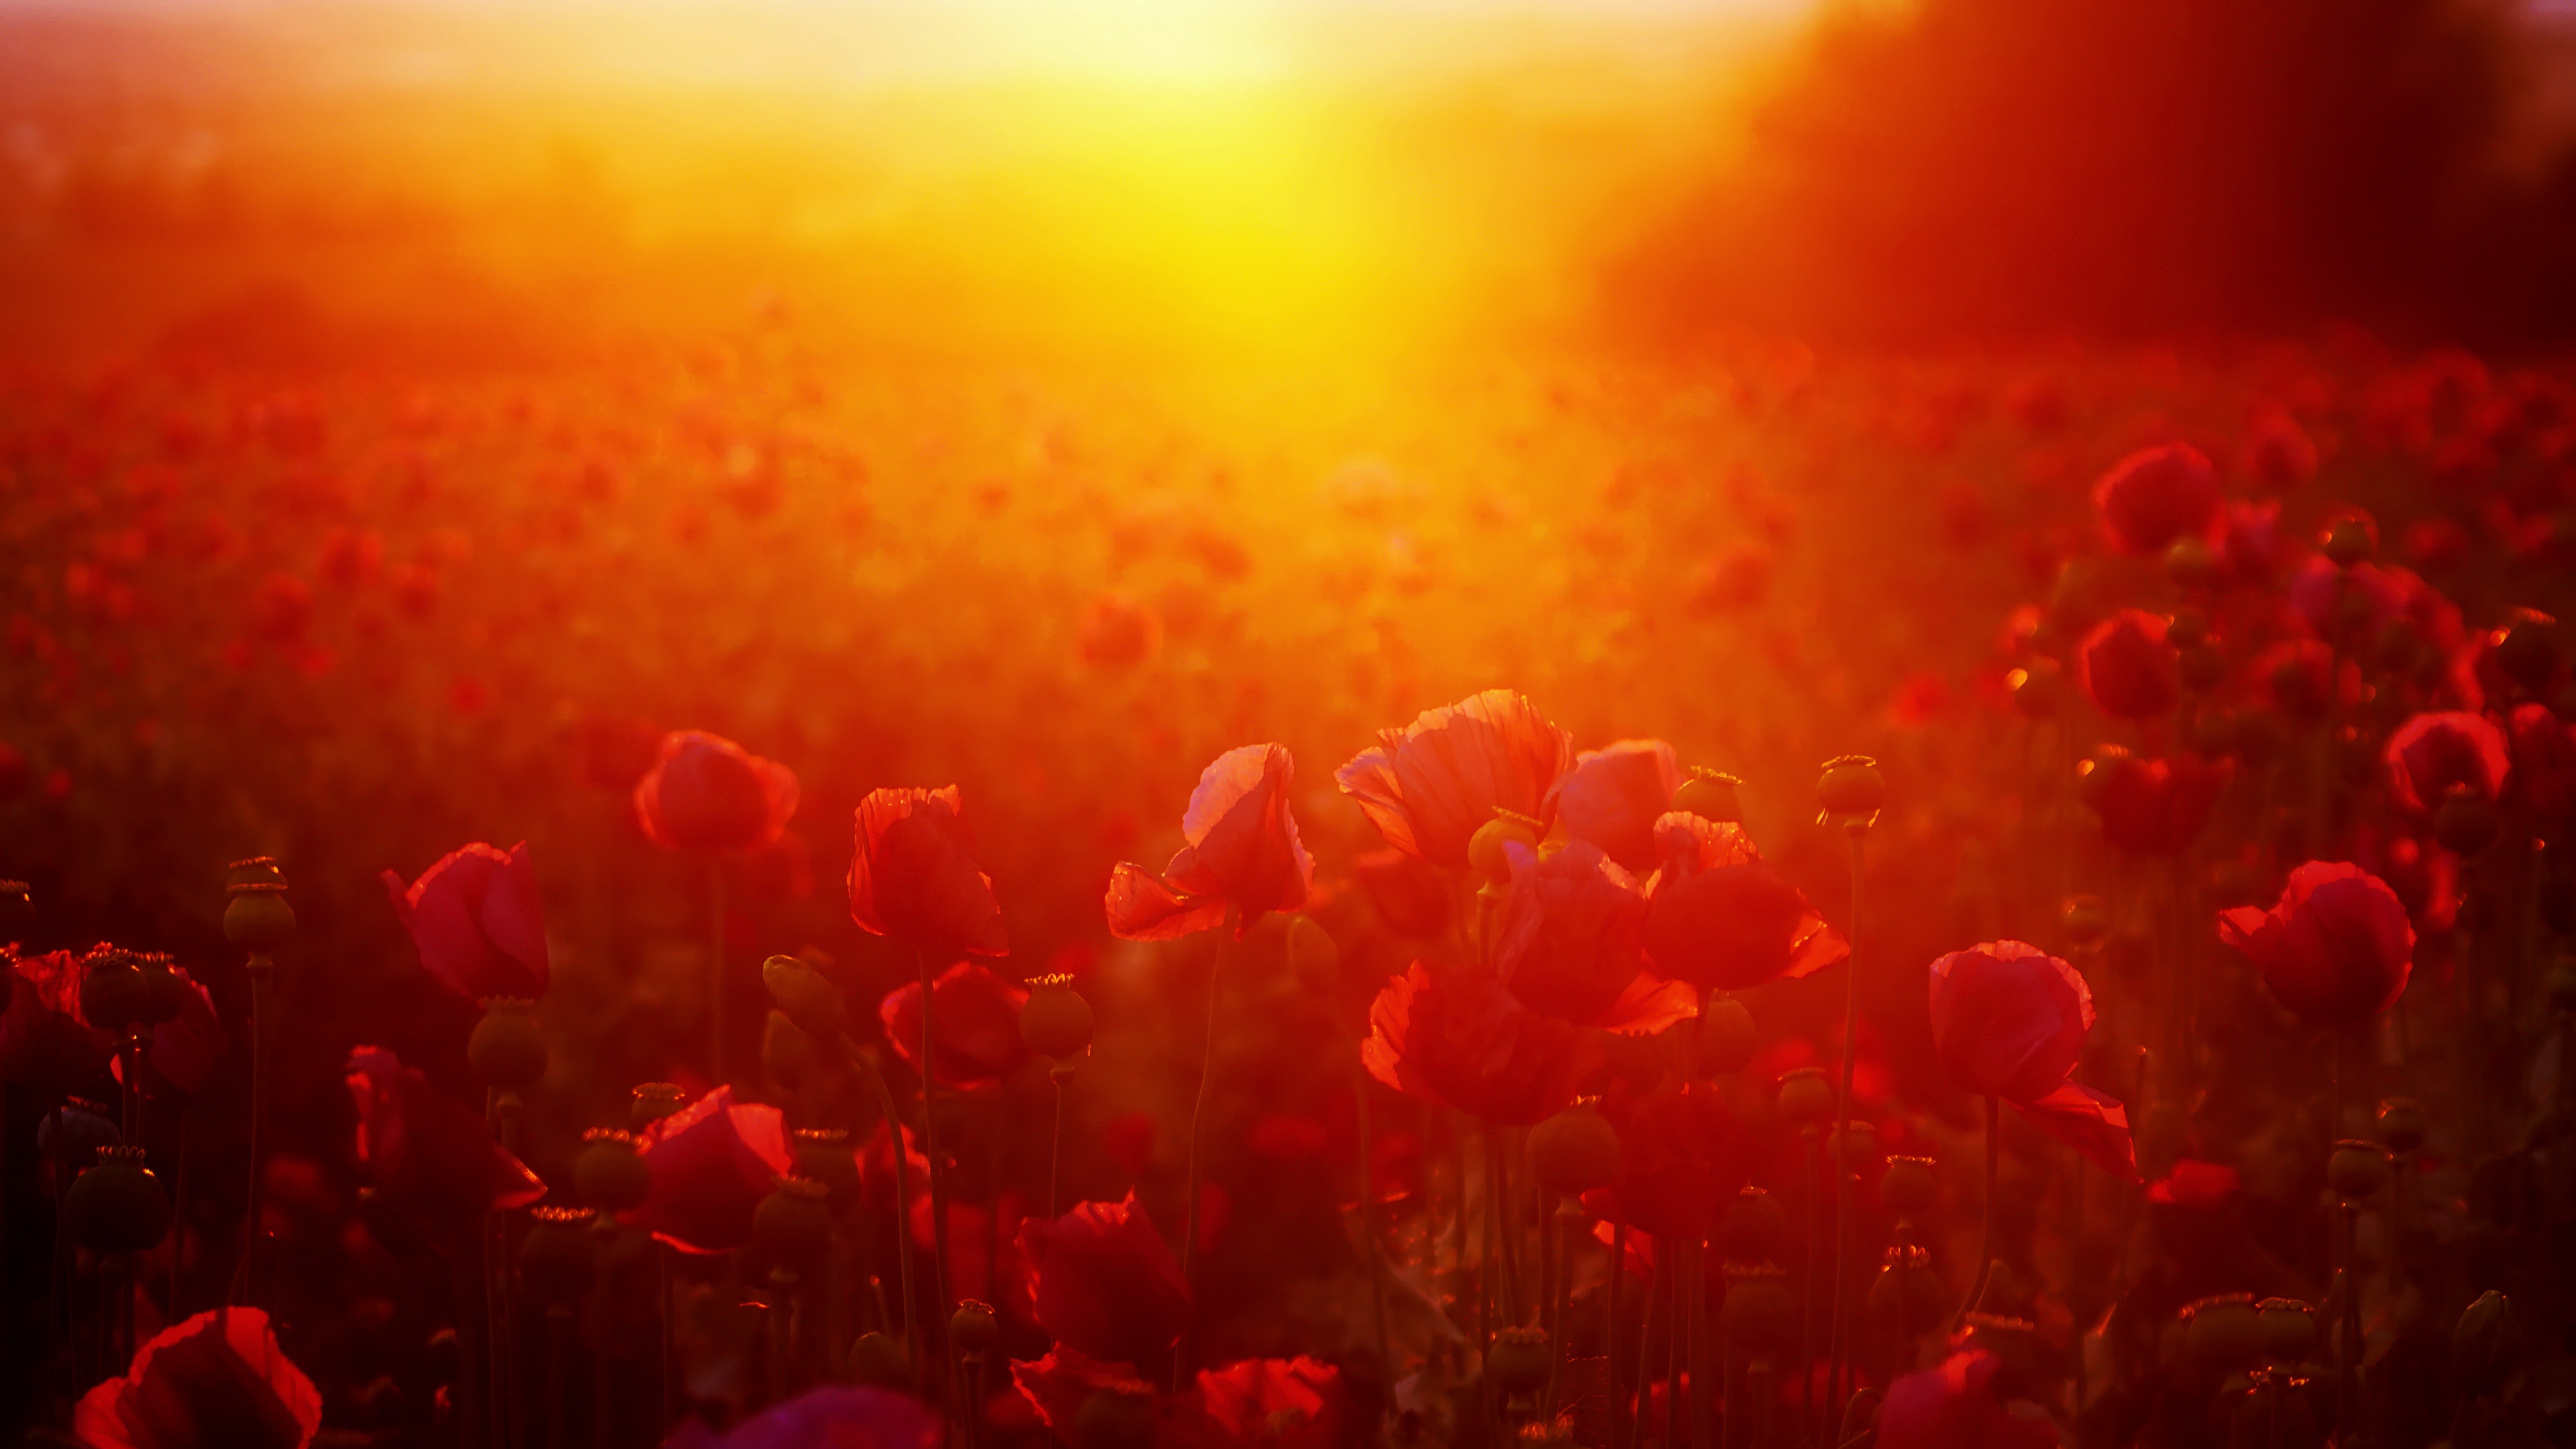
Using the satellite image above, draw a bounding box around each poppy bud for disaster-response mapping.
[2186,707,2235,758]
[2005,663,2061,720]
[1816,756,1885,825]
[1868,1245,1945,1339]
[1719,1185,1786,1263]
[761,955,847,1040]
[1698,994,1757,1074]
[793,1128,861,1215]
[1879,1155,1937,1219]
[223,881,294,954]
[751,1177,834,1268]
[2326,1140,2390,1200]
[0,880,28,939]
[2165,537,2218,589]
[849,1332,912,1390]
[2454,1289,2512,1389]
[518,1206,596,1307]
[1016,981,1095,1060]
[467,1001,547,1093]
[1527,1106,1620,1196]
[2061,894,2111,947]
[1075,1391,1159,1449]
[2321,517,2375,568]
[2376,1098,2428,1154]
[1827,1120,1876,1169]
[2497,619,2561,692]
[2435,786,2501,856]
[1671,768,1744,823]
[1468,814,1541,888]
[951,1300,999,1357]
[79,951,154,1034]
[1720,1264,1796,1358]
[2547,961,2576,1015]
[631,1083,686,1130]
[575,1128,651,1212]
[762,1011,821,1091]
[2178,644,2227,694]
[1287,915,1341,997]
[2184,1294,2263,1373]
[66,1146,169,1256]
[2256,1298,2314,1362]
[1777,1067,1834,1127]
[1487,1327,1552,1397]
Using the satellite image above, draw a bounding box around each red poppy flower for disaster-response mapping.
[142,967,225,1095]
[1548,739,1680,874]
[633,731,800,853]
[1336,690,1574,869]
[1360,963,1603,1126]
[1,945,111,1096]
[625,1085,793,1254]
[1352,849,1450,940]
[1876,1349,2055,1449]
[878,961,1033,1088]
[2287,555,2409,641]
[2219,861,2414,1023]
[1009,1344,1158,1437]
[1641,814,1845,991]
[665,1386,941,1449]
[1181,1357,1344,1449]
[72,1307,323,1449]
[1927,941,2135,1179]
[2509,702,2576,830]
[1493,841,1695,1034]
[2254,638,2348,723]
[1106,743,1313,941]
[2079,750,2231,856]
[2077,610,2178,720]
[380,841,548,1003]
[2092,442,2221,556]
[2383,711,2512,815]
[1585,1084,1749,1240]
[2146,1159,2241,1210]
[1016,1192,1193,1369]
[849,786,1010,959]
[345,1046,545,1223]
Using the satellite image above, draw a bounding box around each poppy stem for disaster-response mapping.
[1955,1094,1999,1332]
[591,1216,614,1449]
[1177,910,1232,1389]
[1827,827,1866,1423]
[169,1098,186,1320]
[1352,1055,1394,1404]
[231,951,272,1308]
[1689,1236,1713,1449]
[545,1305,572,1449]
[657,1242,674,1432]
[915,950,957,1399]
[835,1031,922,1390]
[1631,1245,1664,1449]
[1607,1218,1626,1449]
[1049,1073,1067,1220]
[708,863,727,1089]
[1799,1126,1817,1448]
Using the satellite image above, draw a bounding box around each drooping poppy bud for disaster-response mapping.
[381,841,549,1002]
[2093,442,2222,557]
[879,961,1033,1088]
[71,1308,323,1449]
[1015,1193,1193,1370]
[1547,739,1680,875]
[2078,610,2179,720]
[1642,814,1845,992]
[1492,841,1693,1034]
[2383,711,2511,816]
[1360,963,1602,1126]
[1106,743,1312,941]
[2218,861,2414,1023]
[849,786,1009,958]
[625,1085,793,1254]
[1336,690,1574,870]
[633,731,799,853]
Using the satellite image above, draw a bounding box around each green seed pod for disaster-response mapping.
[761,955,848,1040]
[1816,755,1886,824]
[2376,1098,2429,1155]
[1670,768,1743,823]
[66,1146,170,1256]
[2184,1294,2264,1374]
[1879,1155,1937,1220]
[518,1206,596,1307]
[1718,1185,1786,1264]
[631,1083,687,1130]
[78,951,155,1034]
[849,1332,912,1390]
[951,1300,1000,1356]
[2256,1298,2314,1362]
[1527,1106,1620,1197]
[1776,1067,1834,1127]
[1020,981,1097,1058]
[1721,1263,1796,1358]
[1868,1246,1947,1340]
[2327,1140,2391,1200]
[794,1128,861,1216]
[1697,995,1757,1074]
[468,1001,547,1093]
[574,1128,651,1212]
[223,882,294,954]
[751,1177,834,1268]
[1485,1326,1552,1397]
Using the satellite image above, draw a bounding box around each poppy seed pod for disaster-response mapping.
[1719,1185,1786,1263]
[1468,814,1542,888]
[2321,517,2375,568]
[2454,1289,2512,1389]
[1868,1245,1945,1340]
[631,1082,686,1130]
[1880,1156,1937,1219]
[2377,1098,2429,1154]
[951,1300,999,1356]
[1670,768,1744,824]
[575,1128,651,1212]
[1827,1120,1876,1168]
[1698,994,1757,1073]
[2497,620,2562,692]
[1487,1327,1552,1397]
[66,1146,169,1256]
[1074,1390,1159,1449]
[1816,755,1885,824]
[1285,916,1340,998]
[762,1011,822,1091]
[2006,663,2061,720]
[2166,608,2211,651]
[1720,1263,1796,1357]
[223,882,294,954]
[850,1332,912,1389]
[792,1128,861,1215]
[2327,1140,2392,1200]
[518,1206,596,1307]
[1019,981,1096,1059]
[2256,1298,2315,1361]
[751,1177,835,1268]
[1527,1106,1620,1196]
[1777,1067,1834,1126]
[467,1001,547,1093]
[2435,786,2502,856]
[2061,894,2110,947]
[2165,536,2218,588]
[78,951,155,1034]
[0,879,29,938]
[761,955,847,1040]
[2184,1294,2264,1374]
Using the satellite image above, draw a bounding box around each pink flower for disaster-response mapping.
[2383,711,2512,814]
[1336,690,1574,869]
[72,1307,323,1449]
[878,961,1034,1088]
[849,786,1010,959]
[633,731,800,853]
[1547,739,1680,873]
[1642,814,1845,991]
[380,841,548,1002]
[2092,442,2221,556]
[345,1046,545,1222]
[1493,841,1695,1034]
[626,1085,793,1253]
[2219,862,2414,1023]
[1106,743,1312,941]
